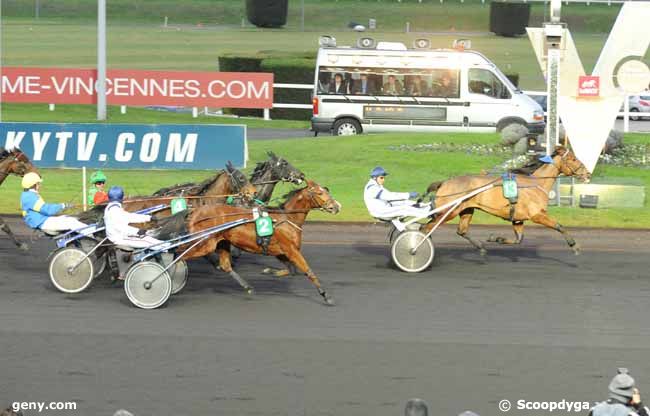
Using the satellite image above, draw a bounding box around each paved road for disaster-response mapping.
[1,221,650,416]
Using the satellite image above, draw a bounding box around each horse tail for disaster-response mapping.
[426,181,444,194]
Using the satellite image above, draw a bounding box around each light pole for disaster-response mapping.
[97,0,107,121]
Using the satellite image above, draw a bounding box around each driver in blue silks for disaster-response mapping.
[363,166,431,219]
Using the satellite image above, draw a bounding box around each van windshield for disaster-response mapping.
[317,66,460,98]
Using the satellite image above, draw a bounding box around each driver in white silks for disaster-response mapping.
[104,186,165,249]
[363,166,432,220]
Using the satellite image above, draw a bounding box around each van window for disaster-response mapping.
[317,66,460,98]
[468,68,511,99]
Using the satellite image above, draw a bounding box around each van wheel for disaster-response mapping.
[333,118,361,136]
[630,108,640,121]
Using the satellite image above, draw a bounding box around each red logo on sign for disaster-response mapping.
[0,67,274,109]
[578,76,599,97]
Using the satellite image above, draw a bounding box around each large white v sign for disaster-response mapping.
[527,2,650,172]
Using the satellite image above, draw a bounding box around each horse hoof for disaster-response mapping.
[324,296,336,306]
[18,243,29,251]
[487,234,496,243]
[262,267,273,275]
[274,270,290,278]
[245,287,255,295]
[573,246,581,256]
[479,248,488,257]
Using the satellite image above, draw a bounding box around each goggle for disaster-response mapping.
[95,181,106,185]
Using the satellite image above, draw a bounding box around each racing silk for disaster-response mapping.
[104,201,152,242]
[363,179,410,218]
[590,401,646,416]
[20,190,64,229]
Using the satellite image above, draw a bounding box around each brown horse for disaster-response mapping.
[176,180,341,305]
[0,148,39,250]
[423,146,591,255]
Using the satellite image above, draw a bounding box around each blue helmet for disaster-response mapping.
[370,166,389,178]
[539,155,554,164]
[108,186,124,202]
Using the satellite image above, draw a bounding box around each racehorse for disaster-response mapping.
[0,148,39,250]
[157,180,341,305]
[423,146,591,255]
[250,151,305,202]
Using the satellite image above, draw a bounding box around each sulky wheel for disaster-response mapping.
[78,237,107,279]
[391,230,435,273]
[49,247,95,293]
[124,261,172,309]
[159,254,189,295]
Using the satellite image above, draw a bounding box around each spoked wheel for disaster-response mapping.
[389,223,422,245]
[49,247,95,293]
[124,261,172,309]
[160,254,188,295]
[78,237,107,278]
[391,230,435,273]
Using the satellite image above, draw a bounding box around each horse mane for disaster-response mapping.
[509,157,544,175]
[279,187,306,209]
[250,160,270,183]
[75,204,107,223]
[0,147,9,160]
[153,170,224,196]
[149,210,189,240]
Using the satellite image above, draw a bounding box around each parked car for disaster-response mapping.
[620,94,650,120]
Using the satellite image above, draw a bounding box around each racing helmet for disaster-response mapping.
[608,368,635,403]
[370,166,389,178]
[21,172,43,189]
[90,170,107,184]
[108,186,125,202]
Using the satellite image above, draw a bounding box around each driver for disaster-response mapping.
[363,166,431,219]
[104,186,165,249]
[20,172,92,234]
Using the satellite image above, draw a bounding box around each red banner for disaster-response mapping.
[577,75,600,98]
[0,67,274,108]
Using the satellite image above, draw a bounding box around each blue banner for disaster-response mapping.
[0,123,247,169]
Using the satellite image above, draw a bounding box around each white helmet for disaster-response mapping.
[21,172,42,189]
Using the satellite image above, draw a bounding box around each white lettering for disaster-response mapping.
[208,80,226,98]
[227,80,246,99]
[2,76,23,94]
[54,132,73,161]
[150,79,167,96]
[5,131,26,149]
[77,132,98,161]
[25,77,41,94]
[165,133,197,162]
[77,77,94,96]
[115,133,135,162]
[248,81,270,99]
[185,80,201,98]
[32,132,51,161]
[51,76,71,95]
[169,80,185,98]
[131,78,147,97]
[113,78,129,96]
[139,133,160,162]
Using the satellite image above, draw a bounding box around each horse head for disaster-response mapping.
[225,161,257,199]
[1,148,38,177]
[301,180,341,214]
[266,151,305,185]
[553,146,591,182]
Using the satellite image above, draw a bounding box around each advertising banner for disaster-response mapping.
[1,67,273,109]
[1,123,247,169]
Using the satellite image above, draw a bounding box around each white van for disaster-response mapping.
[311,37,545,136]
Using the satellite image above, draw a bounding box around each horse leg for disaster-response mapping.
[217,245,254,294]
[488,221,525,245]
[457,208,487,256]
[283,247,334,306]
[530,211,580,255]
[262,255,296,277]
[0,216,28,251]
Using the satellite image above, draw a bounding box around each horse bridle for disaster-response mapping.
[0,152,29,181]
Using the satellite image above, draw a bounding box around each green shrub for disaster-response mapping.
[261,58,315,120]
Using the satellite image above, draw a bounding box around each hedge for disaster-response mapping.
[489,2,531,37]
[218,55,315,120]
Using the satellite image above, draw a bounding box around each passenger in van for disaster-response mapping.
[382,75,403,95]
[328,73,348,94]
[432,71,459,98]
[353,73,375,95]
[409,75,430,96]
